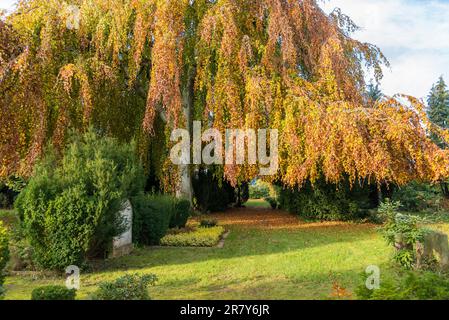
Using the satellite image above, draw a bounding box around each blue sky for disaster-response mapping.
[1,0,448,100]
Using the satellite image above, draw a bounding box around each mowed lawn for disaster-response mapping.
[1,206,423,300]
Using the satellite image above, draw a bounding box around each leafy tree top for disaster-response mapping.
[1,0,449,188]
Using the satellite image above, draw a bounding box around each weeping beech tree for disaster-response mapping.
[2,0,449,200]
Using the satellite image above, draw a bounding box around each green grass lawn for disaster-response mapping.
[3,207,401,300]
[245,199,271,209]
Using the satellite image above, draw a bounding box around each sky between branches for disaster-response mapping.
[1,0,448,100]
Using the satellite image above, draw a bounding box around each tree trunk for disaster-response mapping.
[176,66,195,203]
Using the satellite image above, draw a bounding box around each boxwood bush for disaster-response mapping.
[31,285,76,300]
[15,129,145,270]
[132,194,176,245]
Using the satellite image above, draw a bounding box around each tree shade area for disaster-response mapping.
[1,0,449,196]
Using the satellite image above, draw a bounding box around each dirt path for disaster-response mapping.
[204,206,355,231]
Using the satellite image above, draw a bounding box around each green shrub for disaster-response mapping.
[249,181,271,199]
[392,182,442,212]
[200,218,218,228]
[379,199,426,269]
[160,226,225,247]
[31,285,76,300]
[169,199,191,229]
[357,271,449,300]
[91,273,157,300]
[132,194,176,245]
[278,180,376,221]
[265,197,278,209]
[15,129,145,270]
[0,221,9,299]
[7,222,35,271]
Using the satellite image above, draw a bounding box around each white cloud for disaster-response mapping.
[321,0,449,99]
[0,0,17,13]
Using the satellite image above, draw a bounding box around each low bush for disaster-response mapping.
[31,285,76,300]
[170,199,191,229]
[15,129,145,270]
[192,169,236,212]
[278,179,377,221]
[357,271,449,300]
[0,221,9,299]
[91,273,157,300]
[200,218,218,228]
[132,194,176,245]
[160,226,225,247]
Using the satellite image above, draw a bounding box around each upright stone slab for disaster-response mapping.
[111,200,133,258]
[416,230,449,270]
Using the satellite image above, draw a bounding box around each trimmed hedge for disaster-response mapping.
[160,226,225,247]
[132,194,176,245]
[31,285,76,300]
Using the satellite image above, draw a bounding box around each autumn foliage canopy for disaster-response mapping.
[1,0,449,190]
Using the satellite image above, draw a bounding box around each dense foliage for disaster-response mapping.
[278,179,377,221]
[428,77,449,147]
[92,273,157,300]
[379,200,426,269]
[132,194,176,245]
[1,0,449,194]
[0,221,9,299]
[392,182,443,212]
[15,130,145,270]
[160,226,225,247]
[357,271,449,300]
[249,180,271,199]
[192,169,237,212]
[31,285,77,300]
[169,199,192,229]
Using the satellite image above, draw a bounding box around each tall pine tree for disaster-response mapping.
[428,77,449,137]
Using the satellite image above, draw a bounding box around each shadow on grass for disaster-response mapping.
[92,207,383,273]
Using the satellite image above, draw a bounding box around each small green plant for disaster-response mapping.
[170,199,191,229]
[0,221,9,299]
[357,270,449,300]
[31,285,77,300]
[160,226,225,247]
[379,199,426,269]
[91,273,157,300]
[200,218,218,228]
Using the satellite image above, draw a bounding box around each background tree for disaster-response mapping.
[2,0,449,202]
[427,76,449,197]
